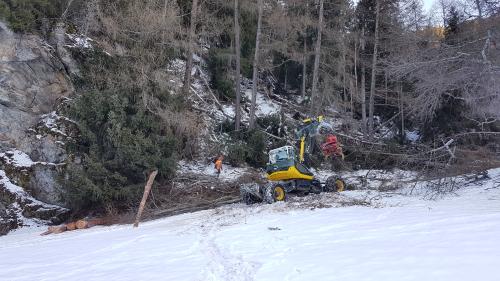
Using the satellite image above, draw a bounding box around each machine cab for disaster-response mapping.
[266,146,296,173]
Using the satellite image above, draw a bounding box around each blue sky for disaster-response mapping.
[423,0,436,13]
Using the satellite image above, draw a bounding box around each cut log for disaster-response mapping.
[76,219,89,229]
[40,225,67,236]
[66,222,77,231]
[40,218,106,235]
[76,218,106,229]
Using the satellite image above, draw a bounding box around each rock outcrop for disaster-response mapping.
[0,21,73,151]
[0,169,69,235]
[0,21,75,235]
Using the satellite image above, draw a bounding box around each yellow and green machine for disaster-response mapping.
[241,116,346,204]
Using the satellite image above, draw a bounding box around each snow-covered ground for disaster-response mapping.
[243,89,280,117]
[1,169,500,281]
[177,160,253,181]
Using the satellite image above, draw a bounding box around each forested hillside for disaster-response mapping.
[0,0,499,230]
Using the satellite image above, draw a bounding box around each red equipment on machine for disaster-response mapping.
[321,134,344,159]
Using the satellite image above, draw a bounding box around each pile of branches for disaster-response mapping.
[140,172,263,221]
[338,131,500,173]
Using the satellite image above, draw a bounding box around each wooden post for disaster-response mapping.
[133,170,158,227]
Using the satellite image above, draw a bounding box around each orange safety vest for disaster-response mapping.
[215,159,223,171]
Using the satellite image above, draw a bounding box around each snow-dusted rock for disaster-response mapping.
[0,149,66,206]
[0,21,73,151]
[0,170,69,235]
[0,23,77,233]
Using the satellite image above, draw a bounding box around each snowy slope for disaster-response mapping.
[177,160,252,182]
[1,170,500,281]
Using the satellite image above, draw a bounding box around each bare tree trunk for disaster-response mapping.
[368,0,380,135]
[284,68,288,91]
[439,0,447,27]
[475,0,483,18]
[162,0,169,41]
[349,76,355,118]
[301,37,307,100]
[310,0,324,114]
[249,0,263,129]
[353,41,358,118]
[342,52,347,113]
[399,83,405,144]
[133,170,158,227]
[234,0,242,130]
[384,71,388,104]
[182,0,199,96]
[361,67,366,131]
[61,0,75,20]
[360,26,367,132]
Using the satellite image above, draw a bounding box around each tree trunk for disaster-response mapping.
[399,83,405,144]
[284,68,288,91]
[353,41,358,118]
[342,52,347,112]
[475,0,483,19]
[301,38,307,100]
[234,0,242,131]
[384,71,388,104]
[368,0,380,135]
[360,26,367,132]
[162,0,168,41]
[249,0,263,129]
[133,170,159,227]
[361,67,366,131]
[439,0,447,30]
[310,0,324,114]
[182,0,199,96]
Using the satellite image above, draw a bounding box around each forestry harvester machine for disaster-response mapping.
[240,116,347,204]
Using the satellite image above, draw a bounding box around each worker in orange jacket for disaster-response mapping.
[214,155,223,178]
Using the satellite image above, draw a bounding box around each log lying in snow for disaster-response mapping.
[40,218,106,236]
[75,218,106,229]
[40,225,67,235]
[66,221,76,231]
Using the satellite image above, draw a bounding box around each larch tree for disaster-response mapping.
[182,0,199,96]
[368,0,380,135]
[360,25,367,131]
[234,0,242,131]
[249,0,264,129]
[310,0,325,114]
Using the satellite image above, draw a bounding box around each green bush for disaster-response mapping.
[207,48,235,100]
[216,118,236,134]
[62,89,177,212]
[257,114,289,148]
[257,114,281,135]
[226,141,247,166]
[240,9,256,60]
[0,0,65,33]
[240,57,253,79]
[224,130,268,168]
[245,130,267,167]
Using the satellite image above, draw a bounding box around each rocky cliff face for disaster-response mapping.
[0,21,73,149]
[0,21,74,235]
